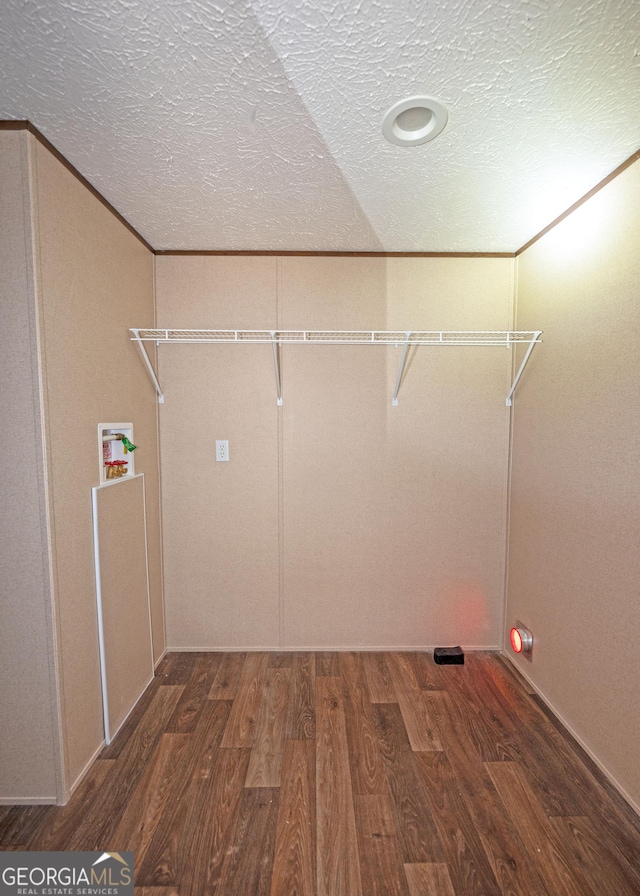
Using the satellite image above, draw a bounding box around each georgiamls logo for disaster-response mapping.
[0,851,134,894]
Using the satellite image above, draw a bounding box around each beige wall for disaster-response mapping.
[0,131,63,802]
[0,129,162,802]
[32,136,163,792]
[156,256,281,648]
[507,160,640,811]
[156,255,515,649]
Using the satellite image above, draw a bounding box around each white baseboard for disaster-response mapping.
[164,644,501,653]
[501,650,640,820]
[66,739,106,805]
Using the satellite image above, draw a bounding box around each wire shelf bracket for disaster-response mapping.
[392,332,411,407]
[505,330,543,407]
[131,328,164,403]
[129,328,542,406]
[271,332,283,406]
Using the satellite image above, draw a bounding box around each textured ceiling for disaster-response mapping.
[1,0,639,251]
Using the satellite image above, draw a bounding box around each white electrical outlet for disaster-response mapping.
[215,440,229,462]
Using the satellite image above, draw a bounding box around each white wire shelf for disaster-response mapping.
[129,328,542,407]
[131,328,541,346]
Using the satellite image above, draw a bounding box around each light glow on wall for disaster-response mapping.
[542,199,609,260]
[524,167,618,264]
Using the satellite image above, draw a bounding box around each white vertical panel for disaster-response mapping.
[92,473,153,743]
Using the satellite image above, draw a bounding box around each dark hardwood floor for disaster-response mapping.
[2,651,640,895]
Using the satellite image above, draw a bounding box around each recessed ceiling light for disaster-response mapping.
[382,96,448,147]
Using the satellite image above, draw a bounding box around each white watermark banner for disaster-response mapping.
[0,851,134,896]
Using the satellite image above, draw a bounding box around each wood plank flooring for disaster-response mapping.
[2,651,640,895]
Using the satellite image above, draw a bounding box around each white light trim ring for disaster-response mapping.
[382,96,448,147]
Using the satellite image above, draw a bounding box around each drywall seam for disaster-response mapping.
[157,330,172,667]
[501,652,640,819]
[152,256,168,658]
[25,129,69,804]
[497,256,518,652]
[501,254,520,652]
[276,256,285,647]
